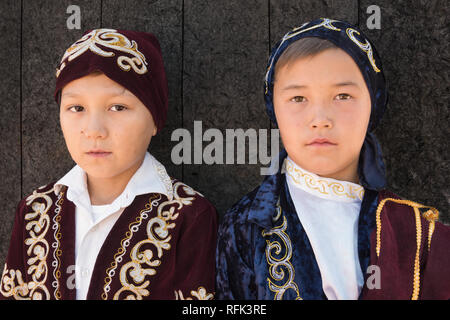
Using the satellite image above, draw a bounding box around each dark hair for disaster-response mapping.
[274,37,338,78]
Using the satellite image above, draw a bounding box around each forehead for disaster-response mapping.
[276,48,365,85]
[61,73,134,97]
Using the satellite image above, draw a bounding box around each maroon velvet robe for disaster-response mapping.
[361,190,450,299]
[0,179,217,300]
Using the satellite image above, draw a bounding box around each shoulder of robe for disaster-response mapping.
[169,178,217,219]
[374,188,446,270]
[20,181,60,208]
[377,189,440,224]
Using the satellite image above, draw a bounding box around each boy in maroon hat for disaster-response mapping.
[0,29,217,300]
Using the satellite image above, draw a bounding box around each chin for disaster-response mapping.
[295,156,339,177]
[306,164,337,177]
[82,164,116,178]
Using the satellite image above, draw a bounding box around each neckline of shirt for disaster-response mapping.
[284,156,364,203]
[53,152,173,217]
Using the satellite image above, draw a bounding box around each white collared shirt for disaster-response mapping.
[284,156,365,300]
[54,151,172,300]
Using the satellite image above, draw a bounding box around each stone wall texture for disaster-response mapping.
[0,0,448,268]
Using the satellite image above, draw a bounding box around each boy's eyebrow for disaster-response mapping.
[332,81,360,88]
[281,81,360,91]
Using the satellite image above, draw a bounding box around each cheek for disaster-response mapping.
[275,104,305,141]
[60,117,78,147]
[337,106,370,151]
[112,116,153,150]
[274,99,302,127]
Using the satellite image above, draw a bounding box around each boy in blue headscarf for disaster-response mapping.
[216,18,450,300]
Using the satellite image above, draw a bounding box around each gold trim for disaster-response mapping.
[1,187,55,299]
[101,193,161,300]
[264,18,341,95]
[411,206,421,300]
[374,197,439,300]
[264,18,382,95]
[56,28,148,78]
[285,158,365,201]
[174,286,214,300]
[51,190,65,300]
[346,28,381,73]
[108,182,199,300]
[262,205,302,300]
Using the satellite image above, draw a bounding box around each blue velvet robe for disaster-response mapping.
[216,151,450,300]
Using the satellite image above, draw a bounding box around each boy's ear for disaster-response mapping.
[152,126,157,137]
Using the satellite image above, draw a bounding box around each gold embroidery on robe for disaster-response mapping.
[174,286,214,300]
[262,204,302,300]
[51,190,65,300]
[106,182,200,300]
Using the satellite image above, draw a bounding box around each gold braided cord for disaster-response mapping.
[411,207,421,300]
[375,197,440,300]
[422,209,438,252]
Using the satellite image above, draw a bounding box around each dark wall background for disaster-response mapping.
[1,0,448,269]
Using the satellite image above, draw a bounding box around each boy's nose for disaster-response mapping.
[311,120,332,129]
[81,116,107,139]
[310,114,333,129]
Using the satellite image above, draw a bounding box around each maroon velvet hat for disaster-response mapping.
[54,28,168,133]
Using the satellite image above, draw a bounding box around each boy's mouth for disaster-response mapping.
[306,138,337,147]
[86,150,112,158]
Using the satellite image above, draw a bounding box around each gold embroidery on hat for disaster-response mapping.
[346,28,380,73]
[56,28,148,78]
[264,18,382,95]
[265,18,341,94]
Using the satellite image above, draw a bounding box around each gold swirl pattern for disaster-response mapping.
[174,286,214,300]
[111,182,199,300]
[0,265,29,299]
[101,193,162,300]
[346,28,380,73]
[0,187,54,299]
[51,189,65,300]
[285,158,364,201]
[265,18,341,94]
[262,205,302,300]
[56,28,148,77]
[264,17,382,94]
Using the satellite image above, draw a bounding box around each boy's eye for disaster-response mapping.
[336,93,352,100]
[68,105,84,112]
[290,96,306,103]
[110,104,127,111]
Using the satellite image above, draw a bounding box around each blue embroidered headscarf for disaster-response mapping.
[264,18,388,190]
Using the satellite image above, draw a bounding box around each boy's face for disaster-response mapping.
[273,48,371,182]
[60,72,157,180]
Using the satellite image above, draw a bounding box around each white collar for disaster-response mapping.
[54,151,173,213]
[283,156,364,202]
